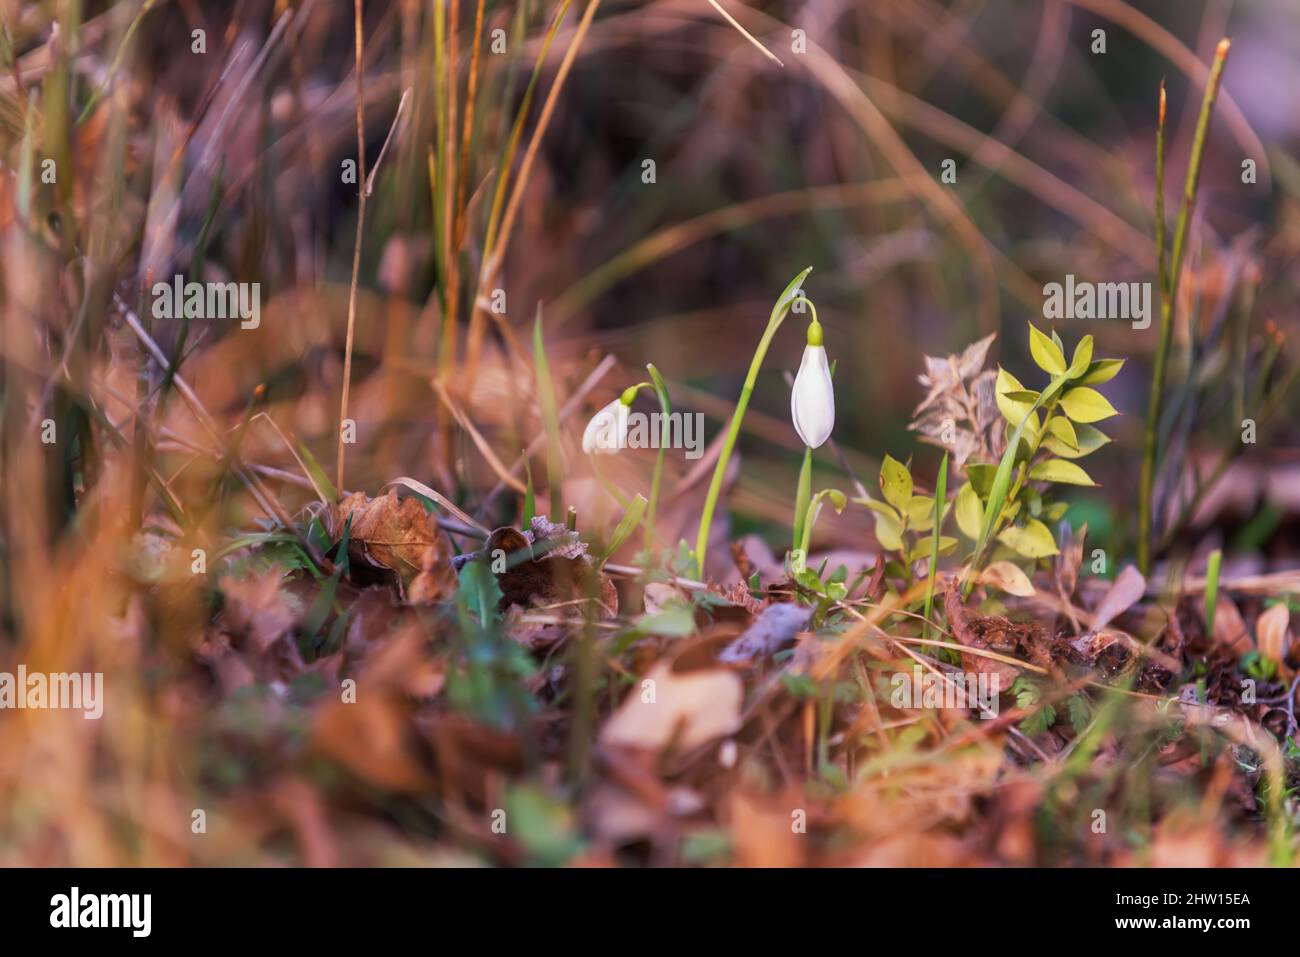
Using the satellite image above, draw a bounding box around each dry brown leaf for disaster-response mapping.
[484,521,618,617]
[1088,564,1146,632]
[332,490,456,604]
[219,566,300,655]
[1255,602,1292,671]
[943,580,1022,688]
[311,628,435,794]
[600,661,742,753]
[1212,595,1251,652]
[729,792,804,867]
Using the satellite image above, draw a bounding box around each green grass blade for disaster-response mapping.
[923,453,948,635]
[533,307,564,521]
[1204,548,1222,634]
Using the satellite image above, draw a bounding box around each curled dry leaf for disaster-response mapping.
[203,566,313,690]
[600,661,742,754]
[331,490,457,604]
[943,580,1023,689]
[1254,603,1292,672]
[218,567,300,656]
[979,561,1036,597]
[480,519,618,617]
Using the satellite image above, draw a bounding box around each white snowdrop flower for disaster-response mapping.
[582,389,635,454]
[791,320,834,449]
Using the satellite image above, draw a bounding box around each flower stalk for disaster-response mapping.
[692,267,812,575]
[1138,40,1230,575]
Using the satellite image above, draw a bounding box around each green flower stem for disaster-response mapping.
[962,377,1066,599]
[693,267,812,575]
[798,489,844,559]
[1139,41,1230,575]
[789,296,822,554]
[923,453,949,639]
[792,445,812,554]
[644,364,672,549]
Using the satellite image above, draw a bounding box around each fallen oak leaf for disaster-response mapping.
[330,490,456,604]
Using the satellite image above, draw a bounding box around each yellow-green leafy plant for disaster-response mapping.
[956,323,1122,595]
[855,454,956,586]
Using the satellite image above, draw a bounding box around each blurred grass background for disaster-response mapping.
[0,0,1298,864]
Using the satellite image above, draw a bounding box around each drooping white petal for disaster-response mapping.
[582,399,629,454]
[791,344,834,448]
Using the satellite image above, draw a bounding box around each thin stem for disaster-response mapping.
[644,364,672,549]
[797,489,841,559]
[1155,80,1168,299]
[1140,82,1168,576]
[923,453,949,639]
[693,267,812,575]
[792,445,812,554]
[1138,40,1230,575]
[336,0,367,495]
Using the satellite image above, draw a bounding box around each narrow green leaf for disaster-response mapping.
[522,455,537,526]
[602,494,648,563]
[965,374,1068,594]
[533,308,564,520]
[922,453,949,637]
[297,440,339,503]
[1204,548,1223,635]
[793,446,812,553]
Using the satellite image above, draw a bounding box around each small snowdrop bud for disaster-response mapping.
[791,319,834,449]
[582,391,634,454]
